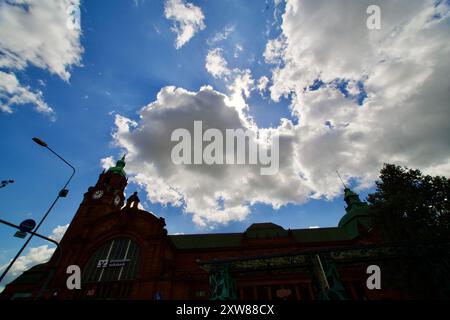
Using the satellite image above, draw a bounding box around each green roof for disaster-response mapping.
[169,190,373,250]
[169,223,354,250]
[170,233,242,249]
[291,227,350,243]
[107,155,126,177]
[245,222,288,238]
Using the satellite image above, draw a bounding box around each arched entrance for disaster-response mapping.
[79,237,140,299]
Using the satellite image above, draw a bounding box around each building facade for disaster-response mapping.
[2,157,443,300]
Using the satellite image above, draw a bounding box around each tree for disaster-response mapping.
[366,164,450,298]
[367,163,450,242]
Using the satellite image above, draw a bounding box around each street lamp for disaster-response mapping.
[0,180,14,189]
[0,137,75,284]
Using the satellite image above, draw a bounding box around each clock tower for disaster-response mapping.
[85,155,127,207]
[58,156,129,247]
[42,155,171,299]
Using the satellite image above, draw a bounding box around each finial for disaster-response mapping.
[336,170,347,189]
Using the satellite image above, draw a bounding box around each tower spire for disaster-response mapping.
[336,170,347,189]
[336,170,365,212]
[107,154,127,177]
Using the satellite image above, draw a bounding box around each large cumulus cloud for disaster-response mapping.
[107,86,310,227]
[107,0,450,228]
[266,0,450,192]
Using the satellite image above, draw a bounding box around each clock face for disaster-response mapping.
[92,190,104,199]
[114,195,121,206]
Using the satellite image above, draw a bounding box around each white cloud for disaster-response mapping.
[227,69,255,111]
[0,245,54,278]
[263,36,287,64]
[207,25,235,45]
[205,48,231,79]
[164,0,206,49]
[105,0,450,230]
[0,0,83,80]
[266,0,450,194]
[107,86,310,228]
[0,0,83,115]
[0,71,54,115]
[205,48,256,112]
[49,224,69,242]
[234,44,243,58]
[346,81,360,96]
[0,245,54,293]
[100,156,116,170]
[0,224,68,292]
[257,76,269,94]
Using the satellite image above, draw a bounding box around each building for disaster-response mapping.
[1,157,444,300]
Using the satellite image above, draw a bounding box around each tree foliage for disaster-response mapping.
[367,164,450,242]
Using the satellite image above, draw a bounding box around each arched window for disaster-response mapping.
[82,237,140,283]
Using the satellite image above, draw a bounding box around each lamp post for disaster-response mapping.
[0,137,75,284]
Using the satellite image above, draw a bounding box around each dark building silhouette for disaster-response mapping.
[1,156,446,300]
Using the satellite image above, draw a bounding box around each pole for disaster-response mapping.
[0,144,74,284]
[336,170,347,189]
[0,218,62,299]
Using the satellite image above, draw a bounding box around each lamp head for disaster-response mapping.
[32,137,48,147]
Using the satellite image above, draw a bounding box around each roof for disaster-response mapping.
[291,227,350,243]
[169,223,354,250]
[107,155,126,177]
[246,222,283,230]
[245,222,288,239]
[7,263,47,286]
[170,232,242,249]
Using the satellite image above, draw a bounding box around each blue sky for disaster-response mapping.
[1,0,449,289]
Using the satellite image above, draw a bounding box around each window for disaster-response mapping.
[82,238,140,283]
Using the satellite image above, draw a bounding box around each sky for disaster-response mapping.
[0,0,449,290]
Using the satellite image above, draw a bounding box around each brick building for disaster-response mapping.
[1,156,423,300]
